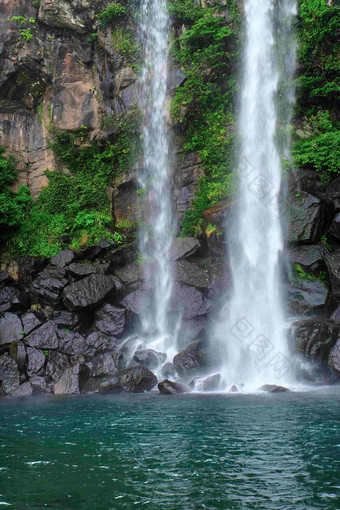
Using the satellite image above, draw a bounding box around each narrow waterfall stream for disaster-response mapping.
[214,0,297,389]
[137,0,177,367]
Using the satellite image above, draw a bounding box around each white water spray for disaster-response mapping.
[214,0,297,388]
[137,0,176,363]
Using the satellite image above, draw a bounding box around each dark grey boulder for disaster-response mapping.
[167,67,186,90]
[325,250,340,303]
[105,243,137,270]
[82,366,157,394]
[57,329,86,356]
[158,379,190,394]
[133,349,166,370]
[0,272,12,287]
[66,263,97,278]
[30,375,48,394]
[326,178,340,211]
[31,266,68,306]
[85,332,113,352]
[286,191,333,243]
[54,364,81,395]
[94,304,126,336]
[26,321,60,350]
[201,373,221,392]
[0,286,22,313]
[161,362,176,379]
[50,249,75,268]
[331,307,340,321]
[174,259,210,289]
[0,354,20,395]
[114,264,141,286]
[46,351,70,383]
[258,384,289,393]
[27,347,46,376]
[287,275,328,315]
[90,352,121,377]
[16,343,27,372]
[120,289,149,315]
[0,313,23,346]
[288,245,324,271]
[52,311,79,328]
[12,382,33,397]
[62,274,116,311]
[82,237,111,260]
[173,341,203,372]
[329,339,340,373]
[22,312,41,335]
[170,283,211,320]
[330,212,340,240]
[169,237,201,261]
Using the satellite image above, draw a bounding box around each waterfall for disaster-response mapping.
[214,0,297,388]
[137,0,176,361]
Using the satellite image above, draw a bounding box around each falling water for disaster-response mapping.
[137,0,176,361]
[215,0,297,388]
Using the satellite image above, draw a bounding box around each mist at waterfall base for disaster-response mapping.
[1,389,340,509]
[213,0,297,390]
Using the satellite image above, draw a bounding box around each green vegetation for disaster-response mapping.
[111,27,141,67]
[88,32,98,43]
[97,3,127,28]
[169,0,241,235]
[293,0,340,186]
[0,109,140,257]
[7,16,36,42]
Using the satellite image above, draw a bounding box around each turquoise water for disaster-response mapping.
[0,389,340,509]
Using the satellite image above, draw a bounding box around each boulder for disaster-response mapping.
[46,351,70,383]
[158,379,190,394]
[54,364,81,395]
[22,312,41,335]
[170,283,211,320]
[326,177,340,211]
[330,212,340,240]
[105,243,137,270]
[85,332,114,352]
[0,272,12,287]
[173,341,203,372]
[120,289,149,315]
[288,245,324,271]
[89,352,121,377]
[12,382,33,397]
[0,286,22,313]
[201,373,221,392]
[52,311,79,328]
[325,250,340,303]
[133,349,166,370]
[287,276,328,314]
[169,237,201,261]
[62,274,116,311]
[174,259,210,289]
[57,329,86,356]
[0,354,20,395]
[66,263,97,278]
[16,343,27,372]
[26,321,60,350]
[50,249,75,268]
[329,339,340,374]
[0,313,23,346]
[286,191,333,243]
[30,375,48,394]
[81,238,111,261]
[94,304,126,337]
[114,264,141,286]
[161,362,176,379]
[31,266,68,306]
[292,319,338,363]
[258,384,289,393]
[82,366,157,394]
[331,307,340,321]
[27,347,46,376]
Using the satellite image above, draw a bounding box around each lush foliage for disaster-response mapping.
[293,1,339,185]
[97,3,127,28]
[169,0,240,235]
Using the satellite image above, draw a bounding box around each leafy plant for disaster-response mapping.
[97,3,126,28]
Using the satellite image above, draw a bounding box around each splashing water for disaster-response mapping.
[137,0,177,365]
[214,0,297,389]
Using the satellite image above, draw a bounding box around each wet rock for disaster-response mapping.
[14,258,47,281]
[133,349,166,370]
[326,177,340,211]
[0,272,12,287]
[201,374,221,392]
[82,238,111,261]
[331,307,340,321]
[0,286,22,313]
[114,264,141,286]
[120,289,148,315]
[27,347,46,376]
[66,263,97,278]
[0,313,23,346]
[16,343,27,372]
[174,259,210,289]
[82,366,157,394]
[329,339,340,373]
[292,319,338,362]
[173,341,203,372]
[46,351,70,383]
[26,321,59,350]
[258,384,289,393]
[105,243,137,269]
[287,276,328,315]
[12,382,33,397]
[169,237,201,261]
[54,364,81,395]
[177,317,207,349]
[85,332,113,352]
[31,266,68,306]
[30,375,48,394]
[286,191,333,243]
[22,312,41,335]
[90,352,121,377]
[94,304,126,337]
[161,362,176,379]
[158,379,190,394]
[62,274,116,311]
[330,212,340,240]
[50,249,75,268]
[52,311,79,328]
[229,384,239,393]
[167,67,186,90]
[0,354,20,395]
[288,245,324,271]
[57,329,86,356]
[325,250,340,303]
[170,283,211,320]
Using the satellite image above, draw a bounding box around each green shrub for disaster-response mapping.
[97,3,126,28]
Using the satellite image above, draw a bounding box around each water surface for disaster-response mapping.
[0,388,339,509]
